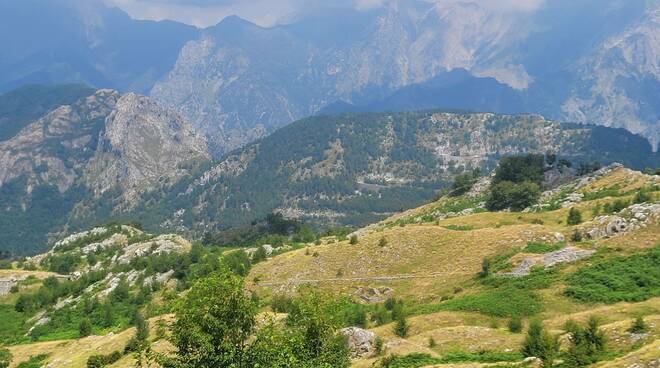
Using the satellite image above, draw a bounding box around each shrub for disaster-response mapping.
[86,351,122,368]
[378,237,388,247]
[394,315,409,338]
[0,260,11,270]
[508,317,523,333]
[571,230,583,242]
[479,257,491,278]
[628,316,648,334]
[567,208,582,225]
[0,348,11,368]
[349,235,359,245]
[450,168,481,196]
[521,320,559,368]
[633,189,652,204]
[271,294,295,313]
[378,351,522,367]
[79,318,92,337]
[426,288,542,318]
[375,336,385,355]
[428,337,437,348]
[17,354,49,368]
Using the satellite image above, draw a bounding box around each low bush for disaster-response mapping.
[508,317,523,333]
[628,316,648,334]
[16,354,49,368]
[86,351,122,368]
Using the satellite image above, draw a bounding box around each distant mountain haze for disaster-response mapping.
[0,0,660,152]
[0,0,657,153]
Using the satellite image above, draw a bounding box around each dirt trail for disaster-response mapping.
[258,271,475,286]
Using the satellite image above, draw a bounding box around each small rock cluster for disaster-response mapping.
[115,235,187,264]
[0,275,26,295]
[504,247,595,277]
[583,203,659,240]
[54,227,108,250]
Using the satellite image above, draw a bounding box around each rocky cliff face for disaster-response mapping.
[0,89,119,195]
[0,90,209,207]
[0,89,210,254]
[84,93,209,207]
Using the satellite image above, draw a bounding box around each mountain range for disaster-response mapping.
[0,0,658,154]
[0,86,657,255]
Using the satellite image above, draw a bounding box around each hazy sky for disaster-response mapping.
[103,0,545,28]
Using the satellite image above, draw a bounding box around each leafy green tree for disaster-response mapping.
[0,347,11,368]
[487,181,540,211]
[284,289,350,367]
[493,155,545,185]
[521,320,559,367]
[450,169,480,196]
[169,268,257,367]
[565,316,607,367]
[79,318,93,337]
[567,208,582,225]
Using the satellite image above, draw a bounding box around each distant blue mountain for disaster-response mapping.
[0,0,198,93]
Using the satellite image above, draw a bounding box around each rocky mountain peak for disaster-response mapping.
[84,92,210,205]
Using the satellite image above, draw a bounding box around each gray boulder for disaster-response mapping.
[341,327,377,359]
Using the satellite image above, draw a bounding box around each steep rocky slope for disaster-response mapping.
[0,84,95,142]
[0,89,209,255]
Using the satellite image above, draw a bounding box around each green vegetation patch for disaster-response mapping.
[0,304,28,344]
[565,246,660,303]
[16,354,49,368]
[523,242,564,254]
[413,288,542,318]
